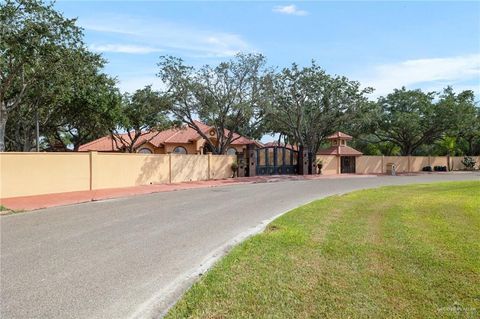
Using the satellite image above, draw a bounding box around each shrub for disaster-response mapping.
[422,166,432,172]
[461,156,476,170]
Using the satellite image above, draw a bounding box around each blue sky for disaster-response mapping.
[56,1,480,97]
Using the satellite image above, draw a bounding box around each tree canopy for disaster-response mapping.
[264,62,373,154]
[158,53,270,154]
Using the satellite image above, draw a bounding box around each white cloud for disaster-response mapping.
[117,75,166,94]
[79,14,251,57]
[359,54,480,96]
[89,44,163,54]
[273,4,308,16]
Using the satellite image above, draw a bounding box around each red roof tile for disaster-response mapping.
[326,131,353,140]
[79,121,257,152]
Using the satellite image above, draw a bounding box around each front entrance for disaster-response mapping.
[255,146,298,175]
[341,156,356,174]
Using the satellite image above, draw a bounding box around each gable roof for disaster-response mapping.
[78,121,257,152]
[327,131,353,140]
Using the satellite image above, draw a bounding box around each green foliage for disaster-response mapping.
[265,62,373,154]
[372,87,472,155]
[0,0,84,151]
[461,156,476,170]
[111,86,173,153]
[158,53,270,154]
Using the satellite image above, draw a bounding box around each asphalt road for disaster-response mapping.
[1,173,479,319]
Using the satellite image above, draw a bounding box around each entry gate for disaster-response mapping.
[255,146,299,175]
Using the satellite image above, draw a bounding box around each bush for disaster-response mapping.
[461,156,476,170]
[422,166,432,172]
[434,166,447,172]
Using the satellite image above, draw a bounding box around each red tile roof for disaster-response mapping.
[317,145,363,156]
[326,131,353,140]
[79,121,257,152]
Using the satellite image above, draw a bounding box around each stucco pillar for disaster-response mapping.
[207,152,212,179]
[89,151,98,190]
[237,152,246,177]
[381,155,385,174]
[298,146,309,175]
[168,153,172,184]
[408,155,412,173]
[247,145,256,177]
[336,156,341,174]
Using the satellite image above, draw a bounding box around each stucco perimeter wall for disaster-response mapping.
[0,152,91,198]
[356,156,383,174]
[210,155,236,179]
[0,152,236,198]
[171,154,209,183]
[317,155,337,175]
[93,153,170,189]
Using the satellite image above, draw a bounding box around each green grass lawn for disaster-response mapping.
[167,181,480,319]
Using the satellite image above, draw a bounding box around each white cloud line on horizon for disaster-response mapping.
[273,4,308,16]
[89,44,164,54]
[79,14,251,57]
[359,54,480,97]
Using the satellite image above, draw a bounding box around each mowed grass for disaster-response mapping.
[166,181,480,319]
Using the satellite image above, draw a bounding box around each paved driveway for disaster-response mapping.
[1,173,478,319]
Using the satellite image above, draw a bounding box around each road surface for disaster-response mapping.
[1,173,478,318]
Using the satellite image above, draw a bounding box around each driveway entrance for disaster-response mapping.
[255,146,299,175]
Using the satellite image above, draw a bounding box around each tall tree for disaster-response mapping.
[265,62,372,154]
[111,86,173,153]
[0,0,83,151]
[373,87,461,155]
[158,53,270,154]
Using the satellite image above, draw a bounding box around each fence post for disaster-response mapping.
[89,151,97,190]
[168,153,172,184]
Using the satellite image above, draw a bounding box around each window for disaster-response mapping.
[226,147,237,156]
[173,146,187,154]
[138,148,152,154]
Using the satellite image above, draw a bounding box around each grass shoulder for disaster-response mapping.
[167,181,480,318]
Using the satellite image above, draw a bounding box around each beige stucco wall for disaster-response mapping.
[383,156,409,173]
[356,156,383,174]
[170,154,209,183]
[0,152,237,198]
[210,155,236,179]
[93,153,170,189]
[0,152,91,198]
[317,155,337,175]
[429,156,447,168]
[409,156,429,172]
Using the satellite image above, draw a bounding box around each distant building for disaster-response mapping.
[79,121,260,155]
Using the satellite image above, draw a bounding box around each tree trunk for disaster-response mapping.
[0,102,8,152]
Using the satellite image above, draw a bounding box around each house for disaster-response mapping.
[78,121,259,155]
[317,132,363,174]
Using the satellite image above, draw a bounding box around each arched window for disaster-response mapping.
[226,147,237,156]
[173,146,187,154]
[138,148,153,154]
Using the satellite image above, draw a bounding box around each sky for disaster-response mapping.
[54,1,480,99]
